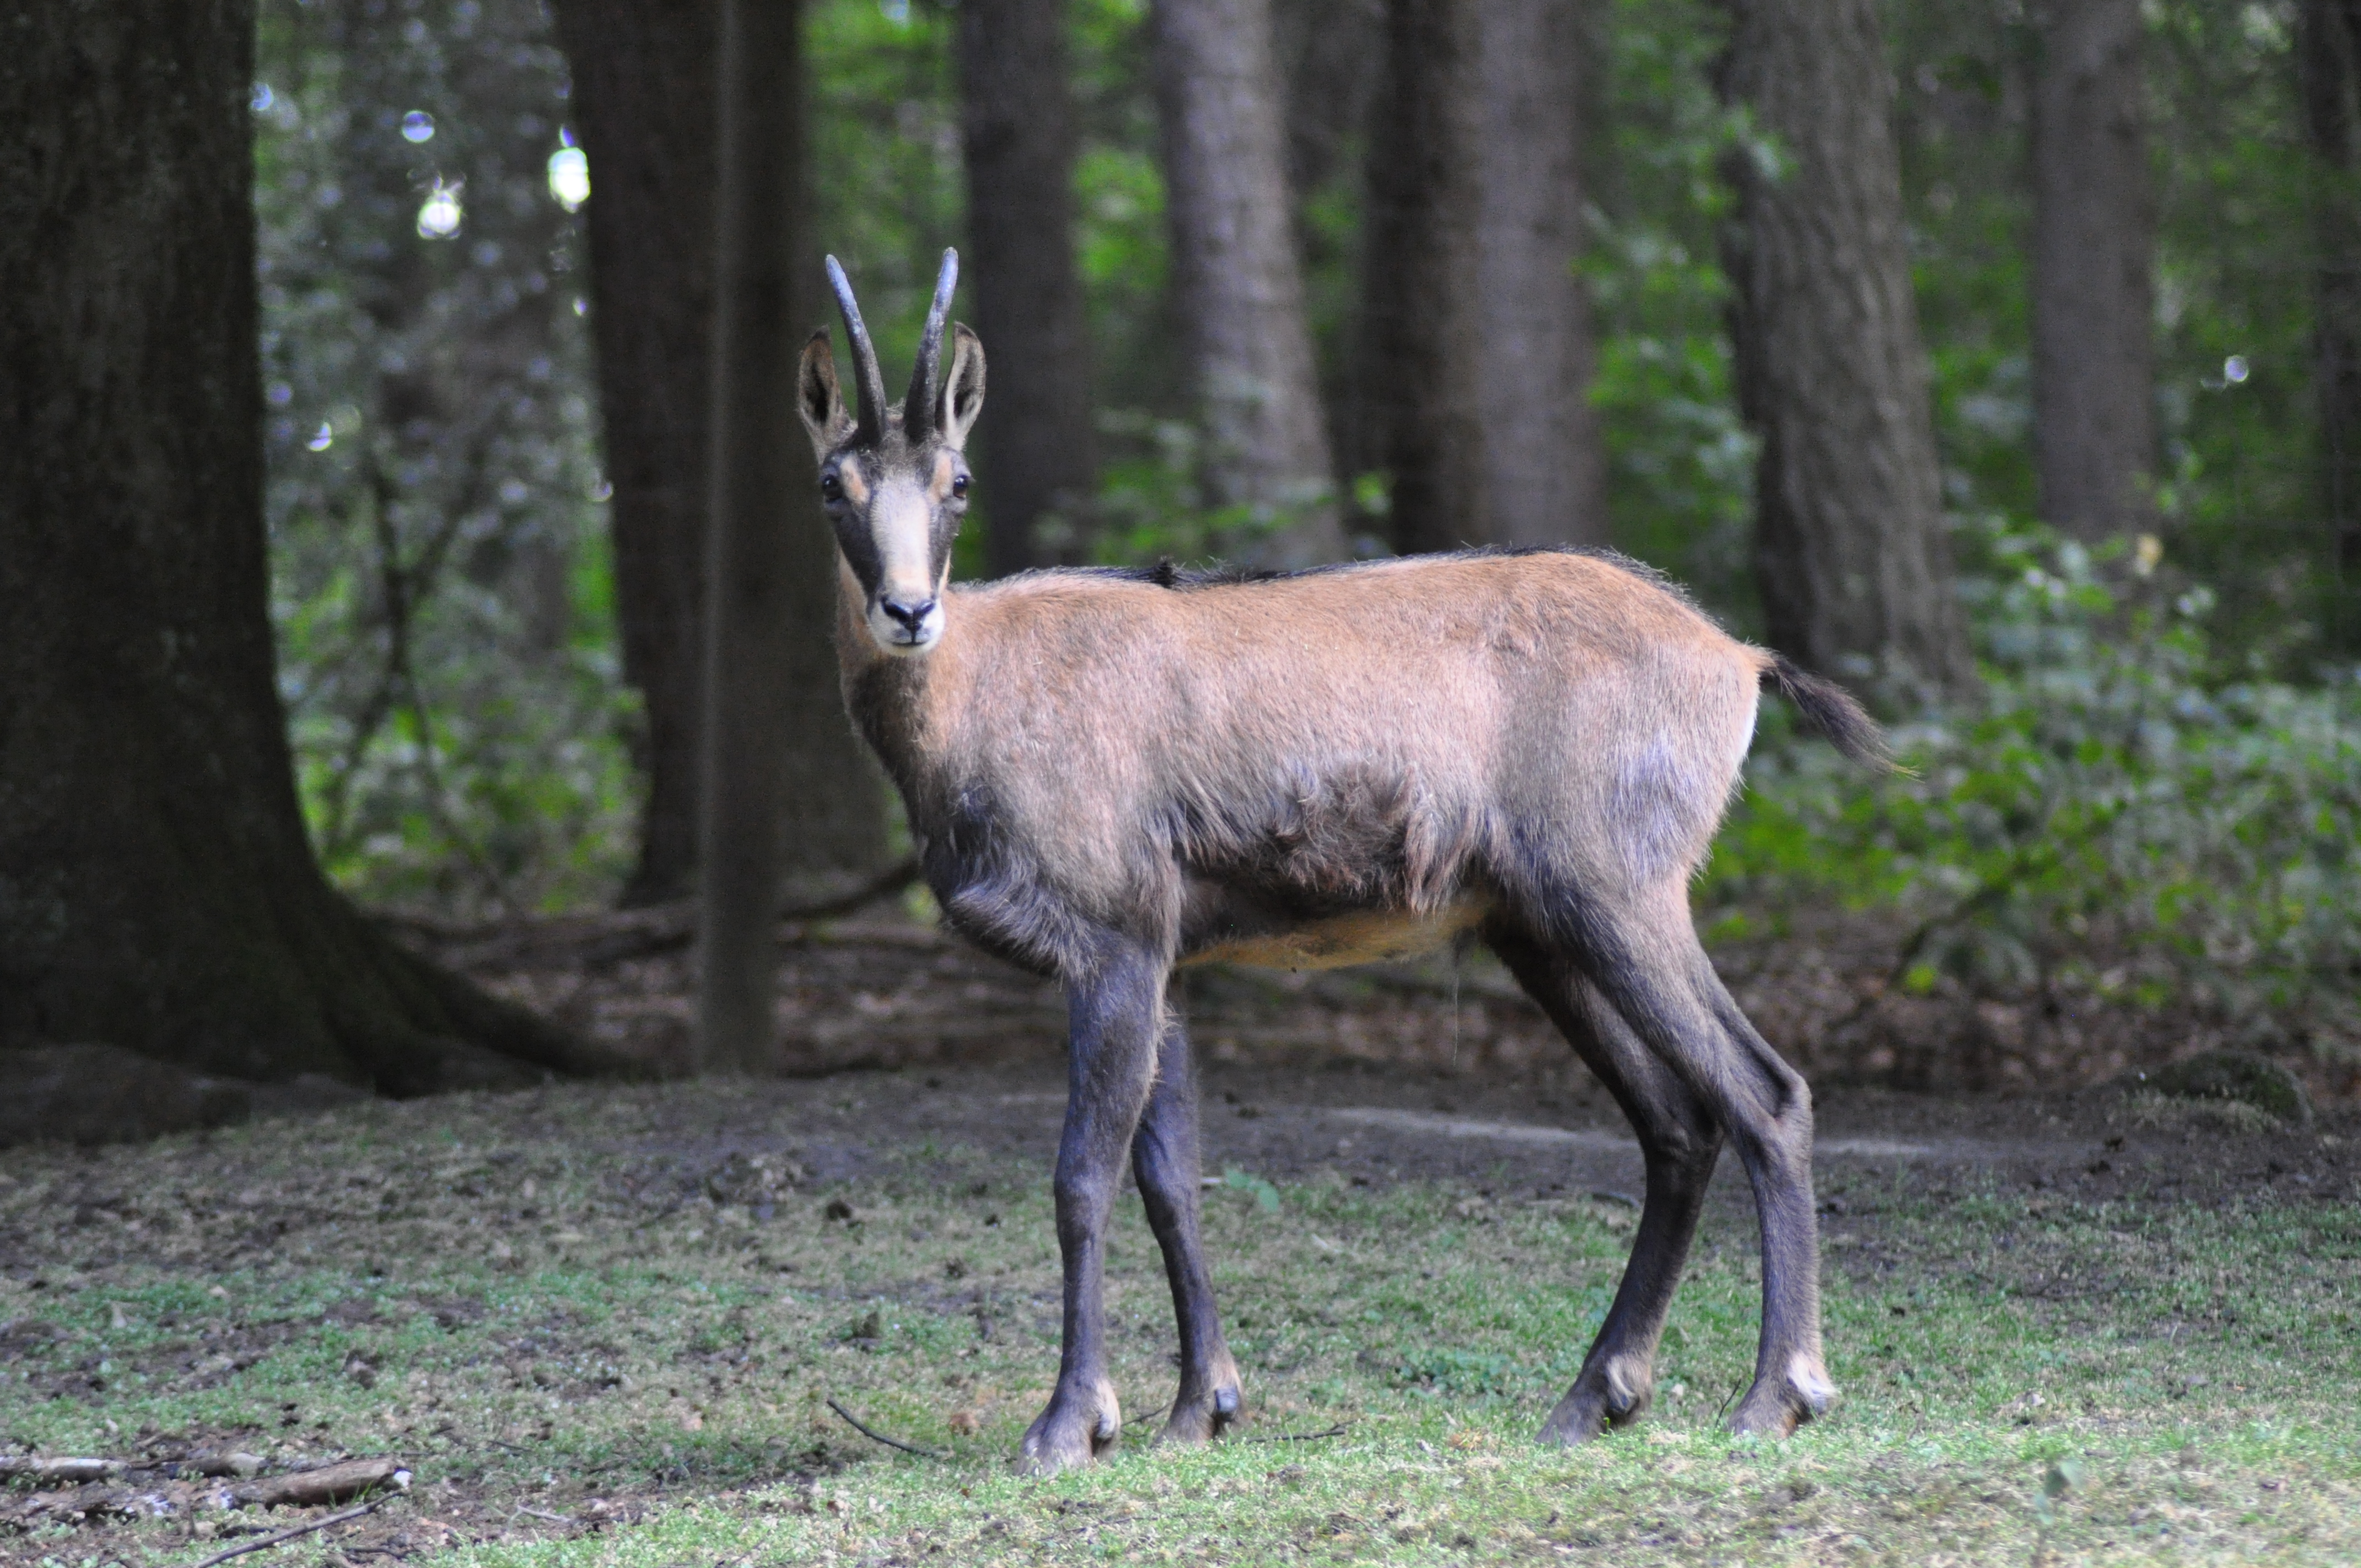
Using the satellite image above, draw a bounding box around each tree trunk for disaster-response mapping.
[1150,0,1348,568]
[697,0,888,1074]
[1473,0,1613,551]
[2031,0,2156,542]
[1717,0,1972,693]
[0,0,594,1093]
[957,0,1098,573]
[553,0,722,907]
[2302,0,2361,602]
[1362,0,1482,556]
[1363,0,1612,556]
[1273,0,1385,481]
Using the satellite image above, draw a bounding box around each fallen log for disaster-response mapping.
[230,1457,407,1509]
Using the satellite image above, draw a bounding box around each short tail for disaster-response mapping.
[1758,652,1895,771]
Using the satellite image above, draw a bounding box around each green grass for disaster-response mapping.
[1,1080,2356,1564]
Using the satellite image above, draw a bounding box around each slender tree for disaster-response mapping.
[553,0,723,906]
[0,0,591,1091]
[1364,0,1611,556]
[2031,0,2157,542]
[1361,0,1480,555]
[1717,0,1972,691]
[1150,0,1347,567]
[2303,0,2361,601]
[957,0,1098,573]
[697,0,889,1073]
[1273,0,1385,477]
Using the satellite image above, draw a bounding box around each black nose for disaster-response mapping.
[879,595,937,635]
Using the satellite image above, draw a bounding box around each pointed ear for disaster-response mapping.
[939,324,986,451]
[797,329,853,458]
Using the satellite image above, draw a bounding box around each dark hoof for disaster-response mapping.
[1537,1364,1650,1445]
[1160,1379,1244,1447]
[1018,1381,1122,1475]
[1726,1358,1835,1439]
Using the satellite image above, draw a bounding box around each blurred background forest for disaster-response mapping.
[243,0,2358,1084]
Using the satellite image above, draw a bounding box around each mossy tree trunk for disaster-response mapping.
[0,0,597,1093]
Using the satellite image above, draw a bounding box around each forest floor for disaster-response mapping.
[409,897,2361,1103]
[2,1044,2357,1565]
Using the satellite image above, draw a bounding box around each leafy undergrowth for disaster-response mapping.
[1,1079,2355,1565]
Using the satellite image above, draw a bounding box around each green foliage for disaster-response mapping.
[1217,1167,1283,1215]
[1711,524,2361,1061]
[1585,0,1760,618]
[255,0,637,914]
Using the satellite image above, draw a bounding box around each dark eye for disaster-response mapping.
[951,473,970,499]
[819,472,843,501]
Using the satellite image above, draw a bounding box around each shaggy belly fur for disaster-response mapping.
[1179,895,1492,971]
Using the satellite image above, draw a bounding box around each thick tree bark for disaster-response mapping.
[697,0,887,1074]
[553,0,722,907]
[1150,0,1348,568]
[2031,0,2156,542]
[958,0,1098,574]
[1363,0,1612,555]
[1717,0,1972,692]
[0,0,593,1092]
[1473,0,1613,551]
[2302,0,2361,593]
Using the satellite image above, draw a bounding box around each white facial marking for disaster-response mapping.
[867,474,942,655]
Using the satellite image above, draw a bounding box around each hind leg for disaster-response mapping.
[1130,1006,1243,1445]
[1551,883,1833,1438]
[1491,925,1722,1442]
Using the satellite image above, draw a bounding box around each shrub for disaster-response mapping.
[1707,521,2361,1068]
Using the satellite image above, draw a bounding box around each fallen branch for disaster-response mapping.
[825,1398,942,1459]
[0,1456,122,1484]
[187,1495,391,1568]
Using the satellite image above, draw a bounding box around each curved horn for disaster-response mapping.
[825,255,889,445]
[904,249,960,435]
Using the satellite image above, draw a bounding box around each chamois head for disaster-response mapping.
[797,249,986,657]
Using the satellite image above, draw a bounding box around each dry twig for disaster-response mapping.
[1243,1424,1350,1444]
[825,1397,943,1458]
[186,1495,390,1568]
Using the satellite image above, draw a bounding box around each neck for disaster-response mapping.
[832,557,934,791]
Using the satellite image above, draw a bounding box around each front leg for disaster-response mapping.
[1131,1008,1242,1445]
[1020,936,1168,1476]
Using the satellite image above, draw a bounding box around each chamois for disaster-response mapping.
[798,250,1886,1475]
